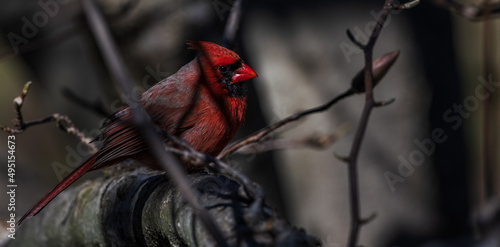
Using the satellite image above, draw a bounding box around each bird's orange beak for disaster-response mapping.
[231,62,257,84]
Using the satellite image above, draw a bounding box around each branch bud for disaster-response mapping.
[351,50,400,93]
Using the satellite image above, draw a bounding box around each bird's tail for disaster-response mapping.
[17,156,98,226]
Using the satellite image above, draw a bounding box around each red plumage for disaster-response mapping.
[18,41,257,225]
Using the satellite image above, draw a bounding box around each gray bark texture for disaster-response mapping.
[5,162,319,247]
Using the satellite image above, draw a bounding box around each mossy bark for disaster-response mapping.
[5,163,319,247]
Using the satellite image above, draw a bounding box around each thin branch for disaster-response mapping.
[374,98,396,107]
[219,49,400,160]
[1,81,98,153]
[12,81,32,130]
[430,0,500,21]
[344,1,418,246]
[219,89,355,159]
[236,125,350,154]
[334,152,350,163]
[237,134,337,154]
[359,212,378,225]
[79,0,227,246]
[222,0,245,49]
[346,30,366,49]
[62,87,111,117]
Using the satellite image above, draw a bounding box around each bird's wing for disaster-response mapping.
[17,81,205,224]
[89,78,207,170]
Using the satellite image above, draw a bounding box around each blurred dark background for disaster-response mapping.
[1,0,499,246]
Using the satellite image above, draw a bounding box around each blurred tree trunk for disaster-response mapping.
[407,0,471,240]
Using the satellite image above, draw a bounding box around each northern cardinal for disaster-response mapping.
[18,41,257,225]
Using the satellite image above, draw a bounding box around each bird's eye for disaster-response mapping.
[218,66,228,73]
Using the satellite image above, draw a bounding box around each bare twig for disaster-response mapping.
[237,133,338,154]
[219,50,400,160]
[79,0,227,246]
[1,81,98,153]
[219,89,355,159]
[62,88,111,117]
[334,152,350,163]
[344,1,418,246]
[222,0,244,49]
[236,124,350,154]
[359,212,378,225]
[430,0,500,21]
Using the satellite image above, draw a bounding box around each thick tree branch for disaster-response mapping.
[6,163,320,247]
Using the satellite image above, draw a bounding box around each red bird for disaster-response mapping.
[18,41,257,225]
